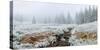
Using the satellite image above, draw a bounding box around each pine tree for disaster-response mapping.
[32,16,36,24]
[66,12,72,24]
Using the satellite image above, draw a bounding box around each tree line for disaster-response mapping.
[75,6,97,24]
[32,12,73,24]
[15,6,97,24]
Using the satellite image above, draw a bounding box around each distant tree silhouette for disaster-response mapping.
[32,16,36,24]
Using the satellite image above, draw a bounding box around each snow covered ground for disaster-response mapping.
[12,24,77,49]
[69,21,97,46]
[11,21,97,49]
[71,21,97,34]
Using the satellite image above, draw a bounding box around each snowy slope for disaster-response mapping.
[69,21,97,46]
[71,21,97,34]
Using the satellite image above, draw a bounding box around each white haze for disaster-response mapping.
[13,1,93,24]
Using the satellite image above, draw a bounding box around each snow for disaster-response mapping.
[71,21,97,34]
[12,24,77,49]
[69,21,97,46]
[12,21,97,49]
[33,39,50,48]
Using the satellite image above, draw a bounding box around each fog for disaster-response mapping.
[13,1,94,24]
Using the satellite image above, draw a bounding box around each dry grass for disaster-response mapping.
[73,32,97,40]
[20,31,55,44]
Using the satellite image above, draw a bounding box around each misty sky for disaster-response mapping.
[13,1,93,24]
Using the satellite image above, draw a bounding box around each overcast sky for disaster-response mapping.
[13,1,94,24]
